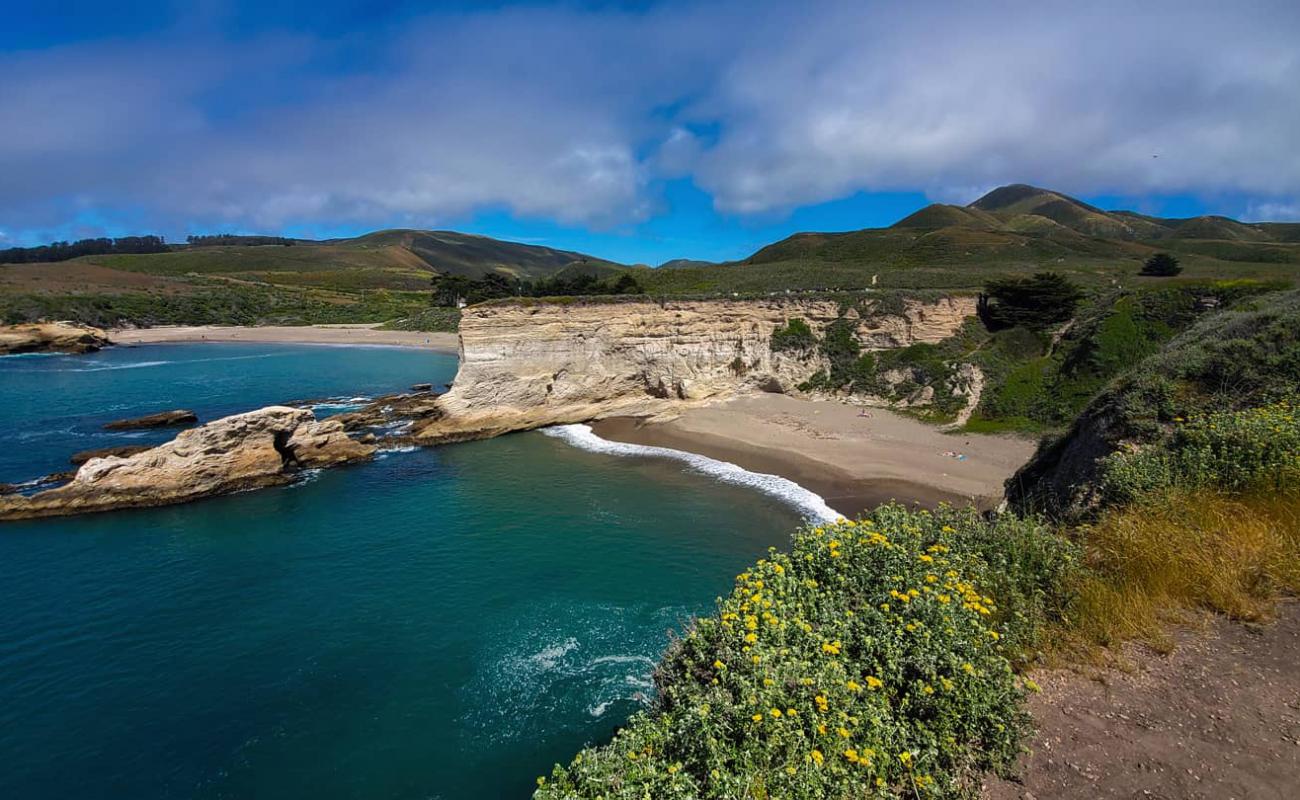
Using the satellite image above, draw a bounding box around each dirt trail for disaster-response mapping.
[985,603,1300,800]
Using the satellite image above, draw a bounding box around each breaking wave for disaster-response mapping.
[541,423,840,523]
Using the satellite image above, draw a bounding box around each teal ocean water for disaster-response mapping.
[0,344,809,799]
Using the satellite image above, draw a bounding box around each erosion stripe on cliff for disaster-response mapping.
[541,423,840,523]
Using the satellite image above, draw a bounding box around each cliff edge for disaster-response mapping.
[415,295,976,442]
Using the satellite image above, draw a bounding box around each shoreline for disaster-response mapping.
[108,324,459,352]
[591,393,1037,518]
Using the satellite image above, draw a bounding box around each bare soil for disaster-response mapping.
[985,603,1300,800]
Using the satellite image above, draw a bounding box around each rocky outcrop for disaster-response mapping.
[103,409,198,430]
[0,407,375,520]
[415,296,976,442]
[70,445,153,465]
[0,322,111,355]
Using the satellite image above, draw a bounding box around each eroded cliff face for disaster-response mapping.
[416,296,975,441]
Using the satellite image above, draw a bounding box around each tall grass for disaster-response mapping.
[1057,490,1300,654]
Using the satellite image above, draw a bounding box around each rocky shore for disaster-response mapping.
[0,322,111,355]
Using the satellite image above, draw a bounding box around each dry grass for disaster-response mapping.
[1053,490,1300,656]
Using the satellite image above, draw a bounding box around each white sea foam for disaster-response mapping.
[541,423,841,523]
[377,445,420,457]
[309,395,372,413]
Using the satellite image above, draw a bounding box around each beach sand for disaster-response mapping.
[109,324,458,352]
[592,393,1037,517]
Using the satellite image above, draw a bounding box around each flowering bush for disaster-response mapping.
[1102,400,1300,503]
[535,505,1049,799]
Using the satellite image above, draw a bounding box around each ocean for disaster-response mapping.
[0,343,818,799]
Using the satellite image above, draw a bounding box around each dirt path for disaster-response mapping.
[985,603,1300,800]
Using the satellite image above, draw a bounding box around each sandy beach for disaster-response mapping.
[592,393,1036,517]
[108,324,459,352]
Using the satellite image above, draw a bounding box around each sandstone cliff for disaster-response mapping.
[416,295,976,442]
[0,407,375,520]
[0,322,112,355]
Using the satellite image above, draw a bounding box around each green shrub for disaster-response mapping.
[1139,252,1182,277]
[534,505,1077,799]
[1102,400,1300,503]
[771,318,818,354]
[980,272,1083,331]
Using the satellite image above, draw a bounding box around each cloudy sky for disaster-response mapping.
[2,0,1298,263]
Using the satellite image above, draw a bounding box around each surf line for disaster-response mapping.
[541,423,841,523]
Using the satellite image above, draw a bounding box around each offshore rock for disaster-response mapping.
[0,406,375,521]
[103,409,198,430]
[70,445,153,465]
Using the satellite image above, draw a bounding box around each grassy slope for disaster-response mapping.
[1006,289,1300,516]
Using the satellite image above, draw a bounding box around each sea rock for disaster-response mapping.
[410,383,433,391]
[415,296,976,443]
[70,445,153,465]
[103,409,198,430]
[0,322,112,355]
[0,406,375,520]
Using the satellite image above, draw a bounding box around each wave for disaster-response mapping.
[7,351,288,373]
[541,423,841,523]
[462,602,694,738]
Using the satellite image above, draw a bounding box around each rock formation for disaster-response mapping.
[415,295,976,442]
[103,409,198,430]
[70,445,152,465]
[0,322,112,355]
[0,407,375,520]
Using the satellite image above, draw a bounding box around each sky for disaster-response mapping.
[1,0,1298,265]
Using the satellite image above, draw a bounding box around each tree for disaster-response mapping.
[1140,252,1182,277]
[979,272,1084,331]
[609,273,642,294]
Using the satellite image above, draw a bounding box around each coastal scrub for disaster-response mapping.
[534,505,1070,799]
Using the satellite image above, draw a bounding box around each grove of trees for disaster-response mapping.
[0,235,169,264]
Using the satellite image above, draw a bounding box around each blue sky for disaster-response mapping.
[2,1,1298,265]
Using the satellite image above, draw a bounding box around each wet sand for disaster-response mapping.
[592,393,1037,517]
[109,324,458,352]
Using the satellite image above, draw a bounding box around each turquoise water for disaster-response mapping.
[0,344,805,799]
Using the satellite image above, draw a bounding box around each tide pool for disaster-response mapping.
[0,344,806,799]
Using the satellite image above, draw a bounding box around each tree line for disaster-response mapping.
[431,271,643,306]
[186,235,295,247]
[0,236,169,264]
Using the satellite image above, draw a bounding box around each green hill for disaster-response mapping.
[637,184,1299,295]
[0,229,626,329]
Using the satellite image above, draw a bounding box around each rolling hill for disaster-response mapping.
[3,185,1297,328]
[635,184,1300,295]
[0,229,627,330]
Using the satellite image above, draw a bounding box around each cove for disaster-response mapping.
[0,344,805,799]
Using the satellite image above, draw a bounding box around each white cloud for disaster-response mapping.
[1246,201,1300,222]
[0,1,1298,234]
